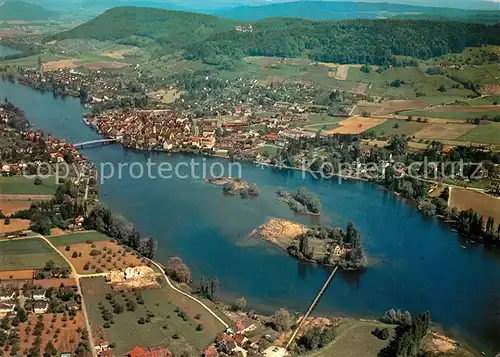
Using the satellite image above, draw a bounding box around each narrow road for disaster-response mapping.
[147,259,229,329]
[36,234,98,357]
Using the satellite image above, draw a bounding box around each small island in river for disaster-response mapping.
[205,177,260,199]
[277,187,321,215]
[250,218,367,271]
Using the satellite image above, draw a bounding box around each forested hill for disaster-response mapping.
[214,1,499,22]
[51,6,235,52]
[0,1,57,20]
[186,19,500,65]
[50,7,500,65]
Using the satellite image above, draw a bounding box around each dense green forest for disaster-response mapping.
[50,6,235,53]
[0,1,57,21]
[50,6,500,65]
[187,20,500,65]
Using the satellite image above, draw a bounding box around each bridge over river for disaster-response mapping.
[73,138,117,149]
[286,265,339,349]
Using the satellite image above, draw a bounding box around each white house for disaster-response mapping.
[32,289,47,301]
[34,301,49,314]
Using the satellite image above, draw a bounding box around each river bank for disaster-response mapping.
[1,79,500,355]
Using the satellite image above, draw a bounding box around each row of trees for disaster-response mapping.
[379,312,431,357]
[83,204,157,259]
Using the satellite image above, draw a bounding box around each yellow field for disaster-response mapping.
[449,187,500,222]
[101,47,137,59]
[43,58,77,71]
[326,117,386,134]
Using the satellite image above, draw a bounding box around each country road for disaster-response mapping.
[35,234,98,357]
[147,259,230,329]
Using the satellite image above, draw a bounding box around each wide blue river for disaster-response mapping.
[1,79,499,354]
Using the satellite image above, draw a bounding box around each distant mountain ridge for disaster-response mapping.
[215,1,500,22]
[0,1,58,20]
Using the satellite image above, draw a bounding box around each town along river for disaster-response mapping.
[1,79,500,354]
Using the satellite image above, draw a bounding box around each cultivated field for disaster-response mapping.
[449,188,500,222]
[0,237,68,271]
[0,199,32,215]
[83,61,130,69]
[2,312,88,357]
[302,114,346,130]
[326,117,386,134]
[43,58,77,71]
[0,218,30,233]
[366,120,427,137]
[81,277,225,355]
[456,122,500,144]
[402,106,500,120]
[413,123,477,140]
[347,66,474,103]
[332,65,350,80]
[0,269,34,280]
[354,100,429,116]
[48,231,110,246]
[305,320,395,357]
[0,176,59,195]
[56,239,144,274]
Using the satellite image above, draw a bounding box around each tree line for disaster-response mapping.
[186,20,500,65]
[83,204,157,259]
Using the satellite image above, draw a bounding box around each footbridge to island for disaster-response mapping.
[285,264,339,349]
[73,138,117,149]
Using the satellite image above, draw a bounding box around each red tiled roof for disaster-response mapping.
[204,346,218,357]
[233,333,245,344]
[129,346,146,357]
[128,346,172,357]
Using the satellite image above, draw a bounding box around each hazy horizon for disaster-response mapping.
[16,0,500,12]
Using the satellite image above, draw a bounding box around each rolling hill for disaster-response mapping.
[51,6,235,52]
[215,1,500,22]
[49,6,500,65]
[0,1,58,21]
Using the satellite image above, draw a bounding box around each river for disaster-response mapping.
[1,79,499,354]
[0,45,21,59]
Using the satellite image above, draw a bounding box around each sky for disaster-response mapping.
[134,0,500,10]
[29,0,500,11]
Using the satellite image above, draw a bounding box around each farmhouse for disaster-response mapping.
[236,318,257,334]
[33,301,49,314]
